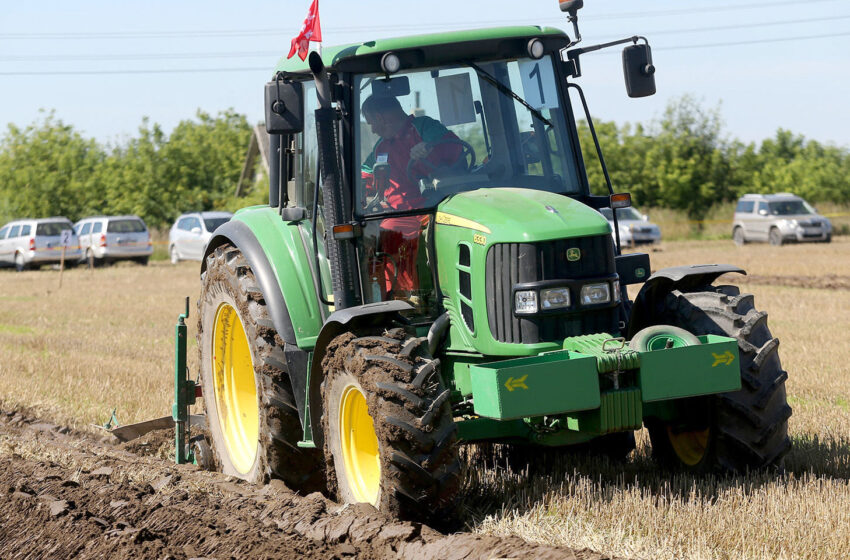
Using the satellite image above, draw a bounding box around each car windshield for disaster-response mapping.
[354,56,582,216]
[36,222,73,236]
[203,217,230,232]
[107,219,146,233]
[768,200,813,215]
[600,207,643,221]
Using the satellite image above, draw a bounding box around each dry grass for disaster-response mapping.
[1,240,849,558]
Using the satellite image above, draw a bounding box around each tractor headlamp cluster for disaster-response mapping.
[513,278,620,315]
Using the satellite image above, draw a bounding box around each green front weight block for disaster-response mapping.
[467,334,741,422]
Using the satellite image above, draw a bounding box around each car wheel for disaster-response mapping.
[14,252,27,272]
[768,228,783,246]
[170,245,180,264]
[733,227,746,246]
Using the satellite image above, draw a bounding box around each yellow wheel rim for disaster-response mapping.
[339,384,381,504]
[212,303,258,474]
[667,426,710,466]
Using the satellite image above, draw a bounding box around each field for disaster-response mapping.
[1,238,849,559]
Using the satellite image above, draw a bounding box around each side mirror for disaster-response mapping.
[642,214,649,222]
[265,79,304,134]
[558,0,583,14]
[758,209,768,216]
[622,43,656,98]
[191,227,201,235]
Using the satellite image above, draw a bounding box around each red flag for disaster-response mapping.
[287,0,322,60]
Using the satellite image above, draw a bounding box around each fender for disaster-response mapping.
[203,212,325,424]
[307,300,413,449]
[627,264,746,338]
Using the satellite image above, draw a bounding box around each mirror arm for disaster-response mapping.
[564,35,646,78]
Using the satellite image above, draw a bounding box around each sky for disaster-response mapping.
[1,0,848,148]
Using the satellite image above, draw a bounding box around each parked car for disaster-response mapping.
[168,211,233,263]
[732,193,832,246]
[599,207,662,247]
[0,217,82,271]
[74,215,153,265]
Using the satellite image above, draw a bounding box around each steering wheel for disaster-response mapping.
[363,188,387,214]
[406,138,476,185]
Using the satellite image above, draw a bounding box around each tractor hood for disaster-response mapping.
[435,188,611,243]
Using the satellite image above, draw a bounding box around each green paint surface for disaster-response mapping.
[275,26,567,74]
[232,206,325,348]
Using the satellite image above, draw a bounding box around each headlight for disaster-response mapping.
[580,282,611,305]
[515,290,538,314]
[540,287,570,310]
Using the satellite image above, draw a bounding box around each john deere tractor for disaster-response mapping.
[193,2,790,520]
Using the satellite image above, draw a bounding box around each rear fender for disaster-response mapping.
[306,300,413,450]
[627,264,746,338]
[202,209,325,425]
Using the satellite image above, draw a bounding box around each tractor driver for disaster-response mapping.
[360,94,463,302]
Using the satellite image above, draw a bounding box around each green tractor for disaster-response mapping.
[193,4,790,520]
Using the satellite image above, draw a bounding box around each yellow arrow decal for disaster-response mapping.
[504,375,529,392]
[712,351,735,367]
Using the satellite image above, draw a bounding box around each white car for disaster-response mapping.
[168,211,233,263]
[74,215,153,265]
[0,217,82,271]
[732,193,831,246]
[600,207,661,247]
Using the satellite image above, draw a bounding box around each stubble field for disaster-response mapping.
[1,238,848,559]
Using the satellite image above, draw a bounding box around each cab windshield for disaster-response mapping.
[354,56,582,216]
[768,199,813,216]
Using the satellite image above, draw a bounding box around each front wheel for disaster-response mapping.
[769,227,783,246]
[322,329,460,521]
[637,285,791,472]
[170,245,180,264]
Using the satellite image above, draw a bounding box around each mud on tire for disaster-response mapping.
[321,328,461,521]
[198,243,323,490]
[647,284,792,472]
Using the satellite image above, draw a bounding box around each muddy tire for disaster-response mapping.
[321,328,461,521]
[198,243,322,490]
[641,285,791,472]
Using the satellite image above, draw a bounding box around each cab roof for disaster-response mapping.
[274,26,568,75]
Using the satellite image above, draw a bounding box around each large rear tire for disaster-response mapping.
[321,328,461,521]
[639,285,792,472]
[198,243,323,490]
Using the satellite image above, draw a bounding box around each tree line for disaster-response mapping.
[1,96,848,229]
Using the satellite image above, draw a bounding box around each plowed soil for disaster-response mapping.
[0,408,615,560]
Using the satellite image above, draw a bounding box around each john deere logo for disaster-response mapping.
[635,267,646,278]
[566,248,581,262]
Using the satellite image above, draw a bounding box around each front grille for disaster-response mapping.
[485,235,618,344]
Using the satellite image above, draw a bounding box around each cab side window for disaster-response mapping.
[756,201,768,215]
[80,223,92,236]
[92,223,102,234]
[736,200,754,214]
[20,225,31,236]
[9,225,20,238]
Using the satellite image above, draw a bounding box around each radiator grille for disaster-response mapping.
[485,235,618,344]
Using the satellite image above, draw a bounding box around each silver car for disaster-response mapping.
[168,211,233,263]
[74,215,153,265]
[600,207,662,247]
[732,193,832,246]
[0,217,82,271]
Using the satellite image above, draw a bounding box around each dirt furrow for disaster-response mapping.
[0,409,614,560]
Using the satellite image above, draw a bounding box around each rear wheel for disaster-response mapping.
[14,252,27,272]
[322,329,460,520]
[732,227,746,246]
[134,256,149,266]
[638,285,791,472]
[198,243,323,489]
[769,227,783,246]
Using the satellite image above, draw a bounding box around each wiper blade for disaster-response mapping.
[466,61,552,127]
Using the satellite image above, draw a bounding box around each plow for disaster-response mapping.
[110,0,790,521]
